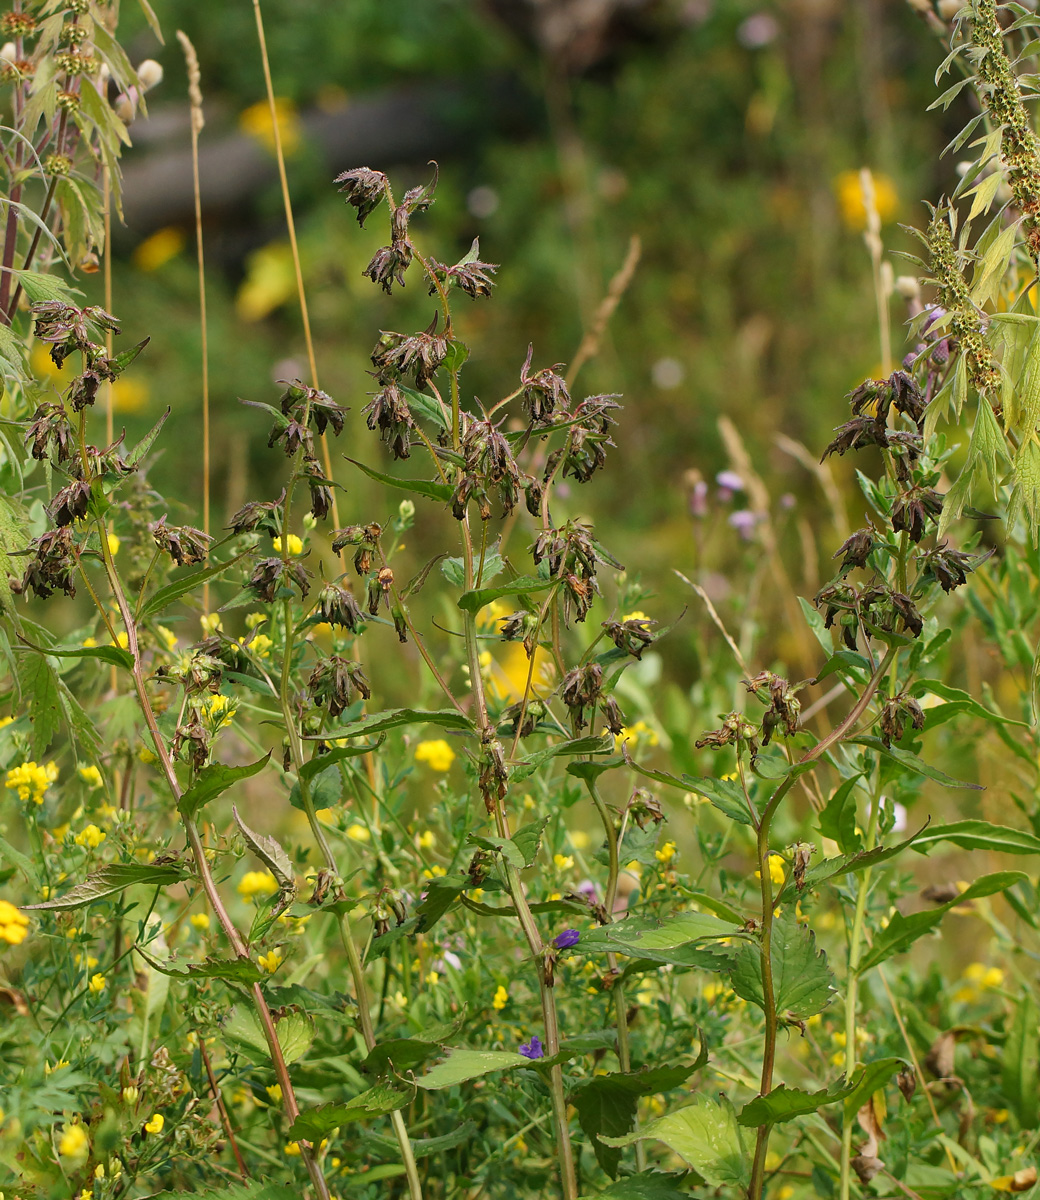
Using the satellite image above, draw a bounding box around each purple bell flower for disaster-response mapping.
[519,1035,544,1060]
[553,928,581,950]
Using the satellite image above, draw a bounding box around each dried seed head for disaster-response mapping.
[334,166,390,227]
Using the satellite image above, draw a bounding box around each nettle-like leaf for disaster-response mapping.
[737,1058,906,1128]
[602,1096,749,1190]
[150,1181,299,1200]
[232,806,294,892]
[578,1173,690,1200]
[224,1005,313,1066]
[288,1082,414,1140]
[176,754,271,823]
[414,1048,529,1090]
[136,948,263,985]
[25,862,188,911]
[570,1049,707,1178]
[728,913,836,1021]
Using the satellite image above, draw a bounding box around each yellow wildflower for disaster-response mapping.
[144,1113,164,1135]
[239,96,300,156]
[5,760,58,805]
[425,970,440,986]
[0,900,29,945]
[553,853,574,871]
[754,853,786,887]
[272,534,304,556]
[106,533,120,557]
[205,693,235,730]
[414,739,455,771]
[110,631,129,650]
[77,765,103,789]
[132,226,186,272]
[245,632,274,658]
[284,1140,302,1156]
[237,870,278,899]
[122,1086,139,1105]
[621,610,648,622]
[422,864,447,879]
[569,829,590,850]
[266,1084,283,1104]
[245,612,267,629]
[200,612,222,635]
[75,824,106,849]
[613,720,659,750]
[655,840,677,864]
[346,823,370,842]
[87,973,107,994]
[492,985,509,1010]
[0,715,13,728]
[257,948,283,974]
[58,1122,89,1160]
[834,169,899,229]
[156,625,177,651]
[189,913,210,931]
[417,830,436,850]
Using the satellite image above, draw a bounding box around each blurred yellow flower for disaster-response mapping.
[834,169,899,229]
[77,765,103,789]
[236,240,296,322]
[75,824,106,849]
[132,226,186,272]
[0,900,29,945]
[87,972,107,994]
[754,854,786,887]
[238,870,278,899]
[284,1140,302,1156]
[111,631,129,650]
[144,1113,164,1134]
[106,533,120,556]
[266,1084,283,1103]
[5,760,58,805]
[492,985,509,1010]
[273,534,303,556]
[189,912,210,931]
[655,840,676,864]
[346,823,370,842]
[156,625,177,652]
[257,948,283,974]
[613,721,659,750]
[553,853,575,871]
[239,96,300,155]
[414,739,455,771]
[58,1122,89,1160]
[417,830,436,850]
[110,376,150,413]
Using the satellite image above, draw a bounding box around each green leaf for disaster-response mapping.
[315,708,473,739]
[150,1181,298,1200]
[400,383,449,430]
[908,680,1027,728]
[1002,993,1039,1127]
[24,862,188,911]
[681,776,756,826]
[818,775,864,854]
[840,1058,909,1122]
[138,551,250,620]
[857,871,1027,973]
[177,754,271,823]
[571,1058,707,1178]
[298,739,382,782]
[512,735,612,783]
[232,806,294,892]
[846,736,983,789]
[729,914,835,1020]
[792,827,928,897]
[288,1083,412,1139]
[737,1078,854,1127]
[345,456,452,503]
[579,1172,690,1200]
[415,1048,529,1090]
[363,1034,454,1077]
[15,268,80,304]
[442,551,504,588]
[467,832,526,870]
[971,220,1017,308]
[18,637,134,672]
[578,911,738,970]
[602,1096,749,1189]
[225,1006,313,1066]
[567,755,627,782]
[16,650,61,759]
[136,949,263,985]
[458,574,559,613]
[910,820,1040,855]
[127,406,171,467]
[414,873,470,930]
[512,816,550,867]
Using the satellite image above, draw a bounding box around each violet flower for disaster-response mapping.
[519,1035,544,1060]
[553,929,581,950]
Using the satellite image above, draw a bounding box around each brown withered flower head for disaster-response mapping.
[228,491,286,537]
[18,527,77,599]
[313,583,365,633]
[560,394,621,483]
[879,693,925,748]
[278,379,348,437]
[334,166,389,227]
[833,527,875,574]
[363,241,413,294]
[628,788,664,829]
[151,516,212,567]
[520,345,570,426]
[363,378,414,460]
[891,486,943,543]
[743,671,802,745]
[302,456,335,521]
[372,316,448,389]
[248,555,311,602]
[814,581,860,650]
[860,584,923,639]
[460,413,522,519]
[31,300,120,368]
[560,662,603,731]
[25,402,74,463]
[602,614,655,659]
[47,479,92,526]
[695,711,759,754]
[916,543,992,594]
[308,655,371,717]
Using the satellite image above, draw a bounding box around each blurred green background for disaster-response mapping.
[58,0,973,691]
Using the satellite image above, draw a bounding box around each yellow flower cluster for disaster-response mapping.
[613,721,659,750]
[755,853,786,887]
[0,900,29,945]
[655,840,677,864]
[954,962,1006,1003]
[237,870,277,899]
[74,824,106,849]
[205,693,235,731]
[58,1122,89,1160]
[77,765,103,789]
[492,985,509,1011]
[144,1112,164,1134]
[5,760,58,804]
[272,533,304,556]
[414,739,455,771]
[257,948,283,974]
